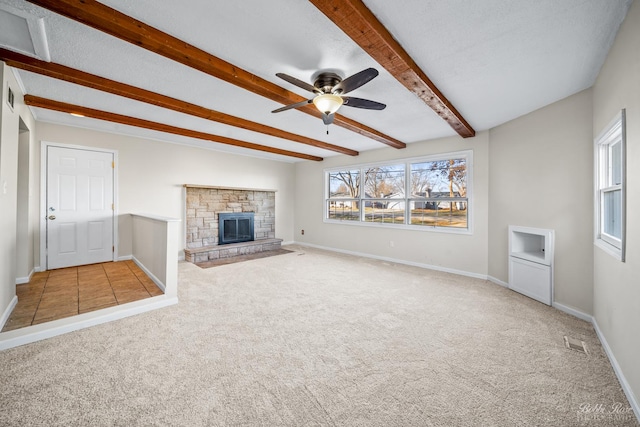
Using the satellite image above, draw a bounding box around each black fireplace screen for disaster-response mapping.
[218,212,254,245]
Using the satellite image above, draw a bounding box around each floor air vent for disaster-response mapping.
[564,336,588,355]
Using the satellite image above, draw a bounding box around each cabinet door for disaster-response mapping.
[509,257,552,305]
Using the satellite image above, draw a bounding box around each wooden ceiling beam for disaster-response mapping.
[310,0,476,138]
[24,95,323,162]
[26,0,406,149]
[0,48,357,156]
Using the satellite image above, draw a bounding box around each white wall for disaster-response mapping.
[16,120,35,283]
[0,63,36,325]
[0,63,16,323]
[34,122,297,266]
[488,89,594,314]
[131,214,179,298]
[592,0,640,411]
[294,132,490,277]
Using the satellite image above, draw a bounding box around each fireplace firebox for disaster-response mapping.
[218,212,254,245]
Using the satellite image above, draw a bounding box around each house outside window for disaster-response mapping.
[325,151,472,233]
[594,110,626,261]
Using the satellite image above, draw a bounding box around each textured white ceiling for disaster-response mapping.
[0,0,633,162]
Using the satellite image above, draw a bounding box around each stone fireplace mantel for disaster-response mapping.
[183,184,278,192]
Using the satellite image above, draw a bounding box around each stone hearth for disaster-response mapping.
[184,238,283,263]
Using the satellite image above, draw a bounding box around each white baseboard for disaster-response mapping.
[592,318,640,423]
[117,255,133,261]
[132,256,166,292]
[552,301,593,323]
[16,269,35,285]
[0,295,178,351]
[0,296,18,331]
[487,275,509,288]
[294,241,488,280]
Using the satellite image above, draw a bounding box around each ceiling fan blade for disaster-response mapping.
[333,68,379,94]
[276,73,320,94]
[322,113,335,125]
[342,97,386,110]
[271,99,313,113]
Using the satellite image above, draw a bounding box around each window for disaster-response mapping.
[363,164,405,224]
[409,158,468,228]
[595,110,626,261]
[325,151,471,232]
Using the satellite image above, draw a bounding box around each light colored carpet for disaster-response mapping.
[0,245,637,426]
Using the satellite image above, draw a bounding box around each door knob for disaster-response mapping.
[48,215,56,220]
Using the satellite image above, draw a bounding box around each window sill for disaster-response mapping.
[594,239,624,262]
[324,218,473,235]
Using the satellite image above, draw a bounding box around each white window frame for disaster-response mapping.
[323,150,473,235]
[594,109,626,261]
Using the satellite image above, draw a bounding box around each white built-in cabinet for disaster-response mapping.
[508,226,554,305]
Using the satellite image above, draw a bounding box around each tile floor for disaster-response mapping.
[1,260,163,332]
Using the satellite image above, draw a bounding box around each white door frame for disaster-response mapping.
[39,141,119,271]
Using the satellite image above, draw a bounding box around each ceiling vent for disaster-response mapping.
[564,336,589,355]
[0,4,50,61]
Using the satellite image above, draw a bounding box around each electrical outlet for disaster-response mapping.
[301,229,305,235]
[389,240,394,247]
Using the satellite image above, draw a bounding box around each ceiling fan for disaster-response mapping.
[272,68,386,126]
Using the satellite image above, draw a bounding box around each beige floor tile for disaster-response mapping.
[11,301,39,317]
[2,315,35,332]
[102,263,130,272]
[127,264,145,274]
[77,264,105,272]
[79,294,117,312]
[33,305,78,323]
[31,271,50,280]
[24,277,48,286]
[17,281,46,291]
[110,278,145,291]
[48,269,78,278]
[41,287,79,298]
[78,276,110,287]
[16,288,45,302]
[140,279,163,296]
[5,261,156,331]
[38,294,79,310]
[147,287,164,297]
[43,278,78,288]
[79,301,118,314]
[110,276,140,285]
[114,288,150,304]
[79,286,114,300]
[78,269,108,278]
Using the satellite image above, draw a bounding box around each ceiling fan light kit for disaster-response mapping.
[313,93,343,115]
[272,68,386,128]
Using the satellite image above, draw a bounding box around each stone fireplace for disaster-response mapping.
[183,185,282,263]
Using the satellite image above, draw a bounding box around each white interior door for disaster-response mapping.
[46,146,114,269]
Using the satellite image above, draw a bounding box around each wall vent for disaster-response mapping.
[564,336,588,355]
[7,86,15,110]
